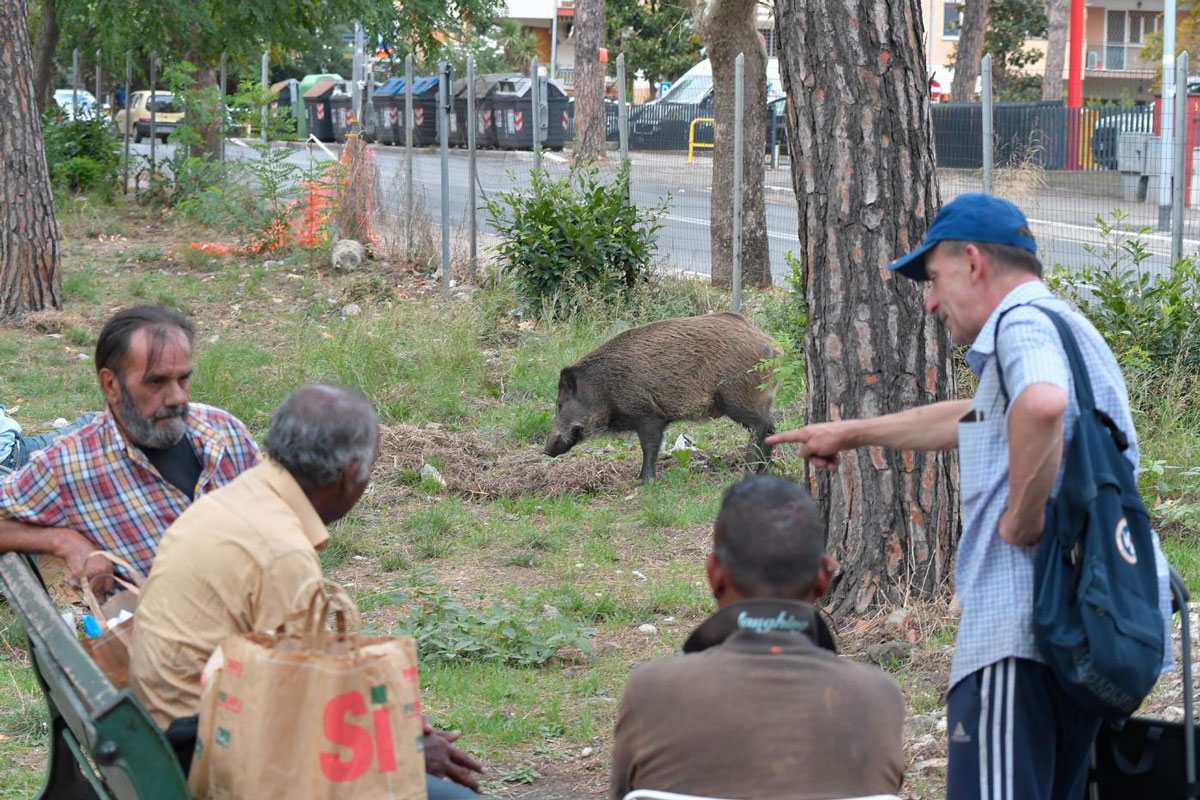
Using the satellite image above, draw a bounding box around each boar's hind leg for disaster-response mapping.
[636,418,668,484]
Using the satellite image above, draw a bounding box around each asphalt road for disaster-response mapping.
[128,139,1195,282]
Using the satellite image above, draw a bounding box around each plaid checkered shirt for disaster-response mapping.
[0,403,259,580]
[951,280,1173,690]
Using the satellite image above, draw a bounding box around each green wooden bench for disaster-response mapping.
[0,552,189,799]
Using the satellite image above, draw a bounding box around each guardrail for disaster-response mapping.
[688,117,714,164]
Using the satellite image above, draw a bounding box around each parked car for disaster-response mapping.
[1090,106,1154,170]
[113,91,184,143]
[628,58,786,151]
[51,89,103,121]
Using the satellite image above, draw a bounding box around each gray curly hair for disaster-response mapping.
[265,384,379,486]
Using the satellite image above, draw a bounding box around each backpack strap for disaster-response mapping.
[993,302,1097,413]
[993,302,1130,451]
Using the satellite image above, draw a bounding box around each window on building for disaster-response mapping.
[1103,10,1160,69]
[943,1,963,38]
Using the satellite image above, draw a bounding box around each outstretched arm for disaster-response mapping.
[766,399,971,470]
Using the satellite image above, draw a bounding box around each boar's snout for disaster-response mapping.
[544,432,569,457]
[544,423,583,457]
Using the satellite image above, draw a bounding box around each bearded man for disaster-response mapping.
[0,306,259,589]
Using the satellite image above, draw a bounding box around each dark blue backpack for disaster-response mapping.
[997,303,1163,719]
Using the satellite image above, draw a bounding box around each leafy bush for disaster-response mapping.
[755,253,807,406]
[392,575,594,667]
[43,116,118,194]
[1047,211,1200,371]
[485,160,664,319]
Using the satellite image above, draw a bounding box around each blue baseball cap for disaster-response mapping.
[888,193,1038,281]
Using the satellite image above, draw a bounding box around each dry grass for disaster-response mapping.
[377,424,630,499]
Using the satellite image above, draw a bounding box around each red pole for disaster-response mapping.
[1067,0,1085,168]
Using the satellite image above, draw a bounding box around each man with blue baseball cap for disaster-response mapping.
[767,193,1173,800]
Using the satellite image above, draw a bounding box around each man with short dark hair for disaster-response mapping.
[768,193,1173,799]
[131,384,485,799]
[610,474,905,800]
[0,306,258,588]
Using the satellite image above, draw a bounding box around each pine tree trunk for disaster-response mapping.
[191,64,224,161]
[951,0,989,102]
[1,0,61,317]
[696,0,771,288]
[775,0,959,617]
[575,0,607,161]
[31,0,59,114]
[1042,0,1069,101]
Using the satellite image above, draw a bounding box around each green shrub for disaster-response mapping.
[1047,211,1200,371]
[43,117,118,194]
[755,253,807,406]
[392,573,594,667]
[485,160,664,320]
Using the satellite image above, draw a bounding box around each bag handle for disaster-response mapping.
[289,578,363,648]
[1109,723,1163,776]
[79,550,143,622]
[81,574,140,623]
[81,550,146,587]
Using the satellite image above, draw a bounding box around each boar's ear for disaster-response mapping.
[558,366,579,396]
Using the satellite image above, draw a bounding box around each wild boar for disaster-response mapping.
[544,312,780,483]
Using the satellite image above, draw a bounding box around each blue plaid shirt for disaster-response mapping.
[951,280,1173,690]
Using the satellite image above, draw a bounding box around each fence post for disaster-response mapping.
[440,60,452,300]
[72,49,79,118]
[732,52,744,313]
[352,21,364,132]
[123,52,131,194]
[616,54,630,200]
[405,54,414,262]
[365,64,374,140]
[94,50,101,116]
[531,56,541,171]
[468,55,478,282]
[261,51,269,141]
[219,52,227,166]
[149,53,157,175]
[981,53,994,195]
[1173,50,1188,265]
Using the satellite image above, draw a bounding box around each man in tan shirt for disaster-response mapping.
[130,384,484,798]
[611,475,906,800]
[130,383,378,728]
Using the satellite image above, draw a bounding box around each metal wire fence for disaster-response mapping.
[64,46,1199,291]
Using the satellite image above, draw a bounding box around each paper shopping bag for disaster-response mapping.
[79,551,142,689]
[190,583,427,800]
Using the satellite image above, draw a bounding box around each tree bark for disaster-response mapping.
[775,0,959,617]
[1042,0,1069,101]
[31,0,59,114]
[951,0,989,102]
[575,0,607,161]
[694,0,771,288]
[187,63,224,161]
[1,0,62,316]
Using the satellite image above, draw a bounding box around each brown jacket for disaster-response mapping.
[611,600,905,800]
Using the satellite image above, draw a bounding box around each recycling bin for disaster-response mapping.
[330,82,354,142]
[408,76,441,146]
[296,73,342,139]
[269,79,299,137]
[373,77,405,145]
[303,79,340,143]
[492,76,572,151]
[450,73,511,149]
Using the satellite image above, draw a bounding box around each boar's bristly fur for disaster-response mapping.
[544,312,781,483]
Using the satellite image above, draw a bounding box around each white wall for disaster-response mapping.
[504,0,556,21]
